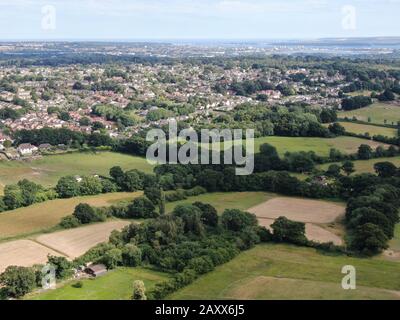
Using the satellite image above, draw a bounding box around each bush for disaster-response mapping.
[126,197,157,218]
[0,266,36,298]
[73,203,105,224]
[188,256,214,275]
[122,244,142,267]
[59,215,81,229]
[72,281,83,288]
[165,189,187,202]
[221,209,258,232]
[102,248,123,269]
[271,216,308,245]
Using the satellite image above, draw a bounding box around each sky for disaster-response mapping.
[0,0,399,40]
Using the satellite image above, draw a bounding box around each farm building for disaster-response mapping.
[85,264,107,277]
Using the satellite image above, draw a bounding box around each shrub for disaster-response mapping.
[221,209,258,232]
[72,281,83,288]
[188,256,214,275]
[122,244,142,267]
[126,197,157,218]
[59,215,81,229]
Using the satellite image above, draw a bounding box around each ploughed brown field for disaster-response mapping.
[35,220,131,259]
[0,240,62,273]
[0,221,131,272]
[248,197,345,245]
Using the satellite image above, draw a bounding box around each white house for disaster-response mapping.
[17,143,38,156]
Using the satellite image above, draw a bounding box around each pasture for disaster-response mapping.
[35,220,131,258]
[339,102,400,125]
[28,267,170,300]
[0,192,141,240]
[318,156,400,174]
[338,122,398,137]
[0,151,153,190]
[216,136,387,157]
[168,244,400,300]
[166,192,276,213]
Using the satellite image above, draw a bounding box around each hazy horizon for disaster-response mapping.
[0,0,399,40]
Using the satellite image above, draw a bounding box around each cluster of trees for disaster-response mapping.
[227,104,332,138]
[0,180,57,211]
[345,181,400,255]
[341,96,373,111]
[377,89,396,102]
[13,128,86,147]
[0,107,27,121]
[73,80,124,94]
[0,165,155,214]
[227,79,274,96]
[0,255,73,298]
[91,104,137,127]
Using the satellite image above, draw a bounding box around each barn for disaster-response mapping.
[85,264,107,277]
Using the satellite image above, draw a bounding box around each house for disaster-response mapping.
[17,143,38,156]
[38,143,52,151]
[85,264,107,277]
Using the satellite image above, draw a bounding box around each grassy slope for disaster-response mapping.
[389,224,400,252]
[165,192,276,213]
[27,267,169,300]
[0,151,153,189]
[339,102,400,125]
[0,192,142,240]
[168,244,400,300]
[338,122,398,137]
[318,156,400,174]
[216,136,386,157]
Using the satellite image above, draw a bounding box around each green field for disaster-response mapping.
[339,102,400,125]
[166,192,276,213]
[338,122,398,137]
[168,244,400,300]
[208,136,387,157]
[318,156,400,174]
[0,192,142,240]
[390,224,400,252]
[0,151,153,190]
[28,267,169,300]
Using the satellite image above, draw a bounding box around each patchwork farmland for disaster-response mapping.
[248,197,345,245]
[168,244,400,300]
[0,151,153,191]
[0,221,130,272]
[0,192,141,240]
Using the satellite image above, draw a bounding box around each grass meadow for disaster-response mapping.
[0,192,142,240]
[207,136,387,157]
[165,192,277,213]
[0,151,153,192]
[27,267,170,300]
[338,122,398,137]
[168,244,400,300]
[318,156,400,174]
[339,102,400,125]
